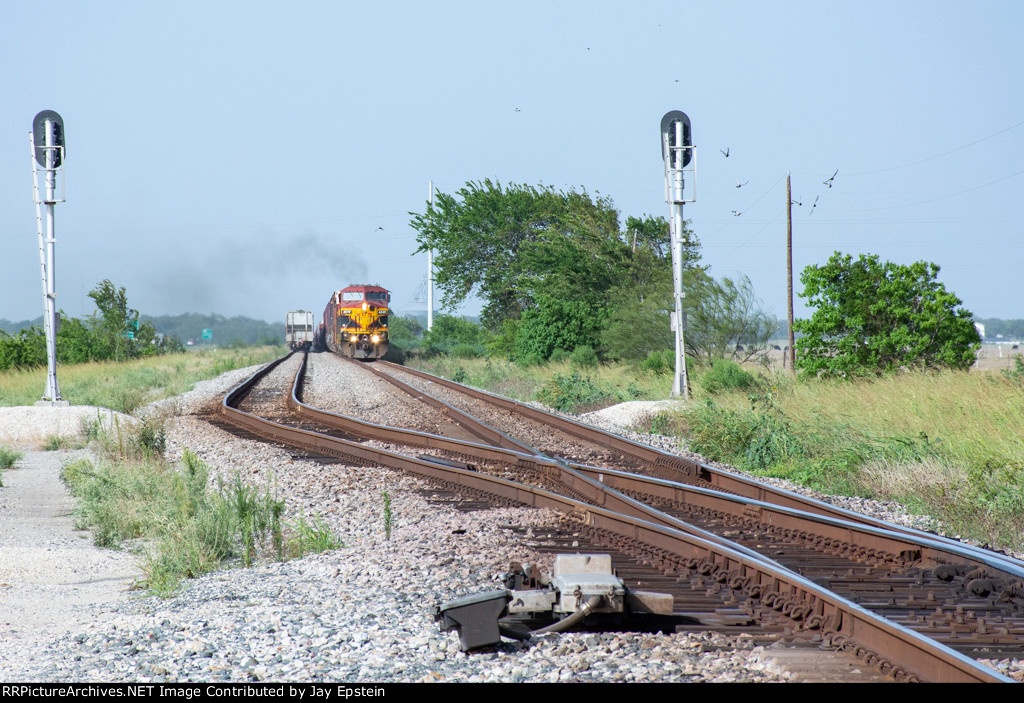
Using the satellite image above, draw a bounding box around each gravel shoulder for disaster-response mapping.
[0,447,141,675]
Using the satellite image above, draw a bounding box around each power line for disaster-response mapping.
[845,118,1024,176]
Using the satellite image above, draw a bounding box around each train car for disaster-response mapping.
[316,284,390,360]
[285,310,315,350]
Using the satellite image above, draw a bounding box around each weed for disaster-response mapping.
[648,413,671,436]
[451,366,468,384]
[0,445,23,471]
[700,359,759,395]
[42,434,80,451]
[289,516,343,556]
[536,371,622,413]
[132,420,167,458]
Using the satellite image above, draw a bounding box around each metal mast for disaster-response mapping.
[661,111,695,400]
[30,110,67,406]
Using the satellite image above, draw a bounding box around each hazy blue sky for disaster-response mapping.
[2,1,1022,327]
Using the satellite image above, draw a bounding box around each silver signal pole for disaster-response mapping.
[427,180,434,331]
[661,111,695,400]
[30,110,67,406]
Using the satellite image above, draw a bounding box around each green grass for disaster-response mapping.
[0,445,23,485]
[0,445,24,470]
[0,346,285,412]
[660,368,1024,550]
[61,422,342,596]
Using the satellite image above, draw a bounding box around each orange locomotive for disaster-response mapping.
[315,284,390,360]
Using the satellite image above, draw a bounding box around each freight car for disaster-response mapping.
[314,284,389,359]
[285,310,316,350]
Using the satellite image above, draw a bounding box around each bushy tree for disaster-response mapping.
[794,252,980,376]
[421,314,488,355]
[685,270,777,362]
[388,315,424,349]
[411,181,710,362]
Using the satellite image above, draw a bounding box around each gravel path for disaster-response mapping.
[0,448,140,675]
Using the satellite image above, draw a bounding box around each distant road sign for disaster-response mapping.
[202,329,212,340]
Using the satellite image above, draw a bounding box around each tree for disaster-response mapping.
[794,252,980,376]
[685,270,777,362]
[86,280,158,361]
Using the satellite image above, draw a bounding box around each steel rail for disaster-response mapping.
[294,355,1021,579]
[216,354,1010,682]
[378,360,1024,573]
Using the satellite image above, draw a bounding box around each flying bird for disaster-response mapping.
[791,197,802,206]
[720,147,730,157]
[810,195,819,214]
[514,108,521,112]
[735,179,748,188]
[376,227,384,231]
[823,169,839,188]
[731,211,742,216]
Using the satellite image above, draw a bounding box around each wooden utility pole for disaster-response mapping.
[786,173,795,374]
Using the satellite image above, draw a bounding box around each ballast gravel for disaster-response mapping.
[0,359,1020,683]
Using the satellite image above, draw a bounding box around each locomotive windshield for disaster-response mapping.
[366,291,388,302]
[341,292,364,301]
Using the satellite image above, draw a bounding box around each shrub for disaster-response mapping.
[449,343,486,359]
[570,345,599,367]
[701,359,759,395]
[536,371,622,413]
[641,349,674,375]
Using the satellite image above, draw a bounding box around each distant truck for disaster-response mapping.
[285,310,315,350]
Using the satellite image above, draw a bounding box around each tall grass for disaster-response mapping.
[667,368,1024,549]
[1,445,24,470]
[62,422,342,596]
[0,346,284,411]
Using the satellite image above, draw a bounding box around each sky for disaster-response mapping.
[2,1,1022,328]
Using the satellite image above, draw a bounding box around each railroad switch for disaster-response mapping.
[435,554,674,651]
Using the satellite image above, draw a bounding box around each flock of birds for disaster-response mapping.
[722,146,838,218]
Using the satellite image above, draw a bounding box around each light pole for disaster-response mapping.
[660,111,696,400]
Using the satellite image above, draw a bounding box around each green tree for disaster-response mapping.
[388,315,424,349]
[421,314,488,354]
[85,280,158,361]
[685,270,777,362]
[794,252,980,376]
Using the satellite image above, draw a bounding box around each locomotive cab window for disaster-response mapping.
[341,292,364,302]
[366,291,388,302]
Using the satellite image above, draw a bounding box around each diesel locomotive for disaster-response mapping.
[314,284,390,360]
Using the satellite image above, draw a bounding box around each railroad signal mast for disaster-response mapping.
[30,110,67,406]
[660,111,696,400]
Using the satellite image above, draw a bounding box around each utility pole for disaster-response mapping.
[786,172,795,374]
[427,181,434,331]
[30,110,68,406]
[661,111,696,400]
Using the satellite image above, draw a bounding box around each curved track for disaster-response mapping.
[217,352,1016,682]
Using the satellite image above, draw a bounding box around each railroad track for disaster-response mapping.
[216,351,1019,682]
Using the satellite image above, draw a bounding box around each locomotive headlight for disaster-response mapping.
[350,335,358,343]
[362,302,368,312]
[371,335,379,343]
